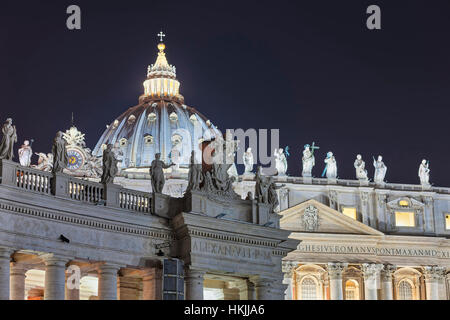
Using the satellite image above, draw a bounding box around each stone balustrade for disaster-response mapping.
[119,189,152,213]
[0,159,153,215]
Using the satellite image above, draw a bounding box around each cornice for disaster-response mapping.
[0,200,172,240]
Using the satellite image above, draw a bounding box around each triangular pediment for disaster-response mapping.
[279,199,383,236]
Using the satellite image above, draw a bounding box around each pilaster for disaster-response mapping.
[361,263,383,300]
[327,262,347,300]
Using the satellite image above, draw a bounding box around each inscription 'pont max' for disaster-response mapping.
[299,244,450,259]
[192,240,272,260]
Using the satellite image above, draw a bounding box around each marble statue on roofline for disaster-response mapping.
[418,159,431,187]
[322,151,337,179]
[0,118,17,161]
[274,147,288,176]
[150,153,175,193]
[243,147,254,174]
[354,154,368,181]
[18,140,33,167]
[52,131,68,174]
[302,142,319,177]
[373,155,387,184]
[186,151,203,192]
[100,144,118,184]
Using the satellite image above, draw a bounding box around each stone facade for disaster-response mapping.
[0,159,297,300]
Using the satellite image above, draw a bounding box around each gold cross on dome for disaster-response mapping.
[158,31,166,43]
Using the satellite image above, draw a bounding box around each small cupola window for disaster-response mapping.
[189,114,198,124]
[112,119,119,129]
[119,138,128,147]
[148,112,157,123]
[127,115,136,125]
[144,134,154,145]
[169,112,178,122]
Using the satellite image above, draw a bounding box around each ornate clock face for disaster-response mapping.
[67,148,85,171]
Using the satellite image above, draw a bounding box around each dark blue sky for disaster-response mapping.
[1,0,450,185]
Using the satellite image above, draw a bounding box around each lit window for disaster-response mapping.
[127,115,136,124]
[345,279,359,300]
[398,200,409,207]
[112,120,119,129]
[300,277,318,300]
[148,112,157,123]
[169,112,178,122]
[189,114,198,124]
[119,138,128,147]
[395,211,415,227]
[143,134,154,145]
[446,214,450,230]
[342,207,357,220]
[398,280,413,300]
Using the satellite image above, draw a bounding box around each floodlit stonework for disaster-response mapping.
[1,39,449,301]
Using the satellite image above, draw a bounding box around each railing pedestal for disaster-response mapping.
[104,183,122,208]
[0,160,18,187]
[51,173,70,199]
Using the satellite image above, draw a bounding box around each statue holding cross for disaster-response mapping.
[302,142,319,177]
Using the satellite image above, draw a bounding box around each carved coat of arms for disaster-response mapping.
[301,205,319,231]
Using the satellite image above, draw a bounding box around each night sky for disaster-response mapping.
[1,0,450,185]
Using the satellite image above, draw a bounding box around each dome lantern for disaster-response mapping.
[143,35,181,100]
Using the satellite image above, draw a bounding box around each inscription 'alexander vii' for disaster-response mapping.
[192,240,272,260]
[299,244,450,259]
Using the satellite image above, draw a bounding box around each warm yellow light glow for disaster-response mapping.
[395,211,415,227]
[342,207,357,220]
[399,200,409,207]
[157,43,166,51]
[345,279,359,300]
[446,214,450,230]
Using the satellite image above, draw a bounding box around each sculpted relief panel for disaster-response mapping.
[301,205,319,232]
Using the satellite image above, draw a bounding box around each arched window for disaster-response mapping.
[345,279,360,300]
[398,280,413,300]
[300,277,318,300]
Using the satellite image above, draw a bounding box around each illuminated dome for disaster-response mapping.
[92,41,219,175]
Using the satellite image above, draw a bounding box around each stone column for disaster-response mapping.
[185,269,205,300]
[380,265,396,300]
[97,263,120,300]
[254,278,274,300]
[247,280,256,300]
[43,255,68,300]
[10,263,28,300]
[327,262,347,300]
[282,261,296,300]
[362,263,383,300]
[422,196,435,234]
[423,266,446,300]
[359,189,371,225]
[142,268,163,300]
[0,248,12,300]
[374,193,387,230]
[65,266,80,300]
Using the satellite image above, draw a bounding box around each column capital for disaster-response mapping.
[97,263,122,275]
[327,262,348,279]
[423,266,446,282]
[10,262,29,275]
[282,261,297,278]
[380,264,396,281]
[361,263,384,278]
[252,277,274,287]
[40,253,70,266]
[184,268,206,281]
